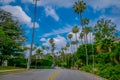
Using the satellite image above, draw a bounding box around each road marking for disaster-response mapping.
[48,70,62,80]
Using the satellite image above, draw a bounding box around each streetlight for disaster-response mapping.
[27,0,39,70]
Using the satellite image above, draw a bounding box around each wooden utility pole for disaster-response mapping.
[27,0,39,70]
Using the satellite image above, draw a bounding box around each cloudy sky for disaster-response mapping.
[0,0,120,50]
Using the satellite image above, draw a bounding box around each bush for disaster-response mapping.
[81,65,92,72]
[81,64,120,80]
[8,58,27,68]
[31,59,53,67]
[94,53,111,64]
[99,64,120,80]
[30,66,53,69]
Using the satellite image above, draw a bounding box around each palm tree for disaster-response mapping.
[82,18,90,44]
[68,34,73,53]
[79,32,84,44]
[46,46,49,54]
[41,46,45,51]
[71,41,77,53]
[73,0,86,29]
[84,27,92,44]
[73,0,88,65]
[72,26,79,48]
[66,43,70,53]
[49,38,55,64]
[35,48,42,68]
[82,18,89,25]
[61,48,65,61]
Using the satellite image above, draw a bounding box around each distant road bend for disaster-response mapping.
[0,69,104,80]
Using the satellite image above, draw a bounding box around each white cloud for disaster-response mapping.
[42,24,73,37]
[0,5,39,28]
[54,35,67,49]
[21,0,120,10]
[43,35,67,50]
[40,38,46,42]
[21,0,76,8]
[85,0,120,10]
[45,6,59,21]
[28,22,39,28]
[0,0,15,4]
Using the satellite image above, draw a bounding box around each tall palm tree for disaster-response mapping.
[73,0,86,28]
[71,41,77,67]
[35,48,42,68]
[36,48,43,58]
[66,43,70,53]
[82,18,89,25]
[73,0,89,66]
[79,32,84,44]
[49,38,55,64]
[82,18,90,44]
[46,46,49,54]
[71,41,77,53]
[84,27,92,44]
[68,34,73,53]
[72,26,79,48]
[41,46,45,51]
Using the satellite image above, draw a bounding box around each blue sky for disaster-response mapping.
[0,0,120,50]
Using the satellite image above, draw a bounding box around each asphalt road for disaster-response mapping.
[0,69,104,80]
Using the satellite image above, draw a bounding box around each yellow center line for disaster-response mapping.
[48,70,62,80]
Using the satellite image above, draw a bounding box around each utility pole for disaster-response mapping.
[27,0,39,70]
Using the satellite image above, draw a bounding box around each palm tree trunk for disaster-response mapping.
[90,33,91,43]
[86,34,88,44]
[80,13,88,66]
[84,37,88,66]
[81,38,83,44]
[108,47,111,52]
[75,33,78,49]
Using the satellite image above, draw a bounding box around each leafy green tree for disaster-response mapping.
[110,42,120,64]
[0,9,25,58]
[94,19,116,42]
[94,19,116,53]
[0,9,26,66]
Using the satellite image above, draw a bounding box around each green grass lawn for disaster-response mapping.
[0,69,26,74]
[0,66,26,74]
[0,66,22,70]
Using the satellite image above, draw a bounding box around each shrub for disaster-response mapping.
[8,58,27,68]
[81,65,92,72]
[81,64,120,80]
[99,64,120,80]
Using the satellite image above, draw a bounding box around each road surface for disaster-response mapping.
[0,69,105,80]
